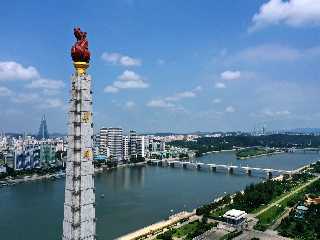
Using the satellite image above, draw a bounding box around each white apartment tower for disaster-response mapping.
[129,130,137,159]
[99,128,108,155]
[107,128,123,161]
[123,136,129,161]
[137,136,145,158]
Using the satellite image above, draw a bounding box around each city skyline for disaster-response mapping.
[1,0,320,133]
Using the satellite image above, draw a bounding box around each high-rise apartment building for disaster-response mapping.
[129,130,137,160]
[99,128,108,155]
[107,128,123,161]
[137,136,145,158]
[122,136,129,161]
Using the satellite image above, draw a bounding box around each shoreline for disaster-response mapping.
[237,150,284,160]
[115,162,312,240]
[0,162,148,187]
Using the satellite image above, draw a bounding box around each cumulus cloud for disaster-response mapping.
[101,52,141,67]
[39,98,64,109]
[125,101,136,109]
[104,70,149,93]
[262,109,291,117]
[147,99,175,108]
[11,93,40,103]
[0,86,13,96]
[225,106,235,113]
[26,78,65,90]
[104,85,119,93]
[213,98,221,104]
[215,82,226,89]
[147,86,201,111]
[221,70,241,81]
[251,108,292,119]
[157,59,165,65]
[165,91,196,102]
[251,0,320,31]
[0,61,39,81]
[238,44,302,62]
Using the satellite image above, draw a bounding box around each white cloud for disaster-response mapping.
[213,98,221,104]
[125,101,136,109]
[104,70,149,93]
[238,44,302,62]
[147,86,201,111]
[0,86,13,96]
[147,100,175,108]
[40,98,64,109]
[165,91,196,102]
[221,70,241,81]
[104,85,119,93]
[251,0,320,31]
[0,61,39,81]
[118,70,141,82]
[261,109,291,117]
[26,78,65,90]
[225,106,235,113]
[101,52,141,67]
[215,82,226,89]
[11,93,40,103]
[157,59,165,65]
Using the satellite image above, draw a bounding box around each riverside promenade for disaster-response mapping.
[116,211,196,240]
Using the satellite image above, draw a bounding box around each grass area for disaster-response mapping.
[156,220,214,240]
[254,177,320,231]
[277,184,320,240]
[251,181,307,214]
[173,221,199,238]
[254,205,286,231]
[209,206,232,219]
[236,147,275,159]
[219,231,243,240]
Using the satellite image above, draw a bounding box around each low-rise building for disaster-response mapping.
[219,209,247,231]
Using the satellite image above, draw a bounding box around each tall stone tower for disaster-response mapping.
[62,28,96,240]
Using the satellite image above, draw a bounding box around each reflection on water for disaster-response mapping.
[96,166,145,190]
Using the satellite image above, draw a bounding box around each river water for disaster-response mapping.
[0,151,318,239]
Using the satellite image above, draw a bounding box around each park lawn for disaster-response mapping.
[257,205,285,225]
[254,178,319,231]
[209,205,232,218]
[251,177,314,215]
[173,221,199,238]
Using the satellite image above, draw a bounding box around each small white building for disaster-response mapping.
[221,209,247,230]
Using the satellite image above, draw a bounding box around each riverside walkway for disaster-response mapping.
[115,211,196,240]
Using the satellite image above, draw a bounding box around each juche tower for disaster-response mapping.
[62,27,96,240]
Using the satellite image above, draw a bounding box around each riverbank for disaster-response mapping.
[237,150,285,160]
[0,162,148,187]
[0,171,65,187]
[117,162,315,240]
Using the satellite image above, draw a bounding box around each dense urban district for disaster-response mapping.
[1,118,320,239]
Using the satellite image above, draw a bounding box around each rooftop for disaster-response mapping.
[223,209,247,220]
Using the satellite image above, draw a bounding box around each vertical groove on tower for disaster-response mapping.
[62,72,96,240]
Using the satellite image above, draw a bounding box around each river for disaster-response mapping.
[0,151,318,239]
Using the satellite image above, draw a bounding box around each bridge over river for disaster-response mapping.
[147,159,311,179]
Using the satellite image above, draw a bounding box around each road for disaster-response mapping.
[255,176,320,217]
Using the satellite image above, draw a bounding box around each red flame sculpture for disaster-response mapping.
[71,27,90,63]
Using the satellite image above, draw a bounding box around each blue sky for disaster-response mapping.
[1,0,320,133]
